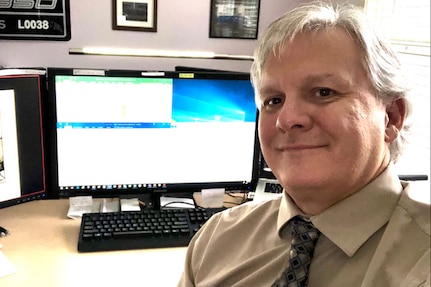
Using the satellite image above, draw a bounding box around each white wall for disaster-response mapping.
[0,0,364,73]
[0,0,293,72]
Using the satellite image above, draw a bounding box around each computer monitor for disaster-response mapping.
[174,66,247,74]
[45,68,259,207]
[0,73,47,208]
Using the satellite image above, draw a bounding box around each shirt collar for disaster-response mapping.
[277,191,301,234]
[277,164,404,257]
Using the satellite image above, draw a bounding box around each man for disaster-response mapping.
[178,3,430,287]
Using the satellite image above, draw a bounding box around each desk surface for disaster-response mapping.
[0,199,187,287]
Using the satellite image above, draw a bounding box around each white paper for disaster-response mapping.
[120,198,141,211]
[0,250,17,278]
[201,188,225,208]
[67,196,100,219]
[69,195,93,207]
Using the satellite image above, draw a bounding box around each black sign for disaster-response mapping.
[0,0,71,40]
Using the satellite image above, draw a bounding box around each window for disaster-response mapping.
[365,0,430,179]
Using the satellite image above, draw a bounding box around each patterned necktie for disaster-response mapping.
[272,216,320,287]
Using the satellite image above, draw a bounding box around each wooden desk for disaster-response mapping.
[0,199,187,287]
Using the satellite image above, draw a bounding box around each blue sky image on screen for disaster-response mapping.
[172,78,256,123]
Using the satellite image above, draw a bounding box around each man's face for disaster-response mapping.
[257,28,393,211]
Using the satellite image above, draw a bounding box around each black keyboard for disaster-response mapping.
[78,207,224,252]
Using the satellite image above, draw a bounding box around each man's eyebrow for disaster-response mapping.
[258,85,283,100]
[304,73,355,89]
[304,73,337,83]
[258,73,350,94]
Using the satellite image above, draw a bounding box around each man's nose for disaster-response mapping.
[275,97,313,132]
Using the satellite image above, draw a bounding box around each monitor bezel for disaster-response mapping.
[45,67,260,200]
[0,73,48,208]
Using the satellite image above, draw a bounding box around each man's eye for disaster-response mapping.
[315,88,333,97]
[265,97,283,106]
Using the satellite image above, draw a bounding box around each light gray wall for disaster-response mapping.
[0,0,364,72]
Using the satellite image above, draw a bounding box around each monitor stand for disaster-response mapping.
[117,191,195,210]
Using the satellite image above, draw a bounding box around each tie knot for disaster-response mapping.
[290,216,320,254]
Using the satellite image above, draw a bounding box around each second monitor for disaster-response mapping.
[45,68,259,205]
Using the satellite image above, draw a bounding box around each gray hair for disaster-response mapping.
[250,2,412,162]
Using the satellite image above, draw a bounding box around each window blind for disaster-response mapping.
[365,0,430,178]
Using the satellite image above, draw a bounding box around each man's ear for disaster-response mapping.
[384,98,406,143]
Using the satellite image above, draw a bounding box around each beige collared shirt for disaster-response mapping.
[177,165,430,287]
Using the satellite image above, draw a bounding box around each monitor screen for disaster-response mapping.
[45,68,259,203]
[0,74,47,208]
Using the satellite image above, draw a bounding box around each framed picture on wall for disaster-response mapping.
[209,0,260,39]
[112,0,157,32]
